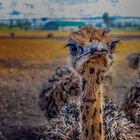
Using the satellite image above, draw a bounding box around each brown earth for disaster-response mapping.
[0,58,67,139]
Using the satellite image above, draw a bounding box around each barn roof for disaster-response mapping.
[56,21,86,27]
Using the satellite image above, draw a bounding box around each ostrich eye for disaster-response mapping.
[109,39,120,52]
[68,44,77,56]
[110,44,116,50]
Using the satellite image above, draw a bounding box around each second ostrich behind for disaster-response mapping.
[39,26,140,140]
[123,52,140,126]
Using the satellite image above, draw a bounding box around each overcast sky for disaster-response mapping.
[0,0,140,19]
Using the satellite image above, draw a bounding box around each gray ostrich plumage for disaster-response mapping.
[104,97,140,140]
[38,67,81,120]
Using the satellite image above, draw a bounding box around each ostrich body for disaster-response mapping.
[39,67,81,120]
[39,27,140,140]
[123,79,140,126]
[67,26,120,140]
[104,97,140,140]
[123,52,140,125]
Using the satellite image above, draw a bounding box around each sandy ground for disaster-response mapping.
[0,58,67,139]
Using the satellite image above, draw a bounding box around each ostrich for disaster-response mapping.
[127,52,140,70]
[39,26,140,139]
[123,52,140,125]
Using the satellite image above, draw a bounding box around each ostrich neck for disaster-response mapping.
[80,70,104,140]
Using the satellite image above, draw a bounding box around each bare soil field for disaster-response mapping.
[0,31,140,139]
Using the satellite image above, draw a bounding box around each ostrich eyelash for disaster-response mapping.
[65,43,76,48]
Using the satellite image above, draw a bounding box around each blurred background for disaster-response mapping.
[0,0,140,138]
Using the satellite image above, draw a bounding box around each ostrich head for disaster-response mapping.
[66,26,120,76]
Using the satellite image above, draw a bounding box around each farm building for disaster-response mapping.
[43,21,86,31]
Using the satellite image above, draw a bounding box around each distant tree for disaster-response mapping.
[17,22,30,30]
[102,12,113,27]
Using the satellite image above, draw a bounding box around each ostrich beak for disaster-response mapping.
[78,43,108,60]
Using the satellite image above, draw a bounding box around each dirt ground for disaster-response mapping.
[0,58,67,139]
[0,35,139,139]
